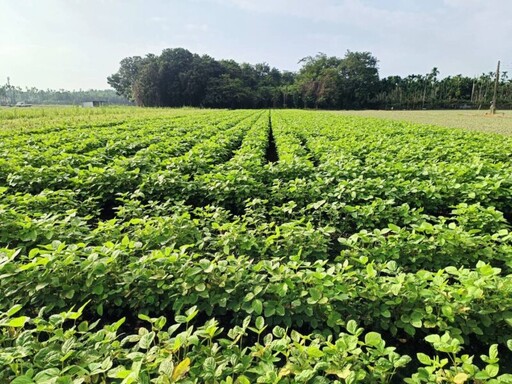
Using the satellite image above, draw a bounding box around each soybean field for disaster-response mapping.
[2,107,512,383]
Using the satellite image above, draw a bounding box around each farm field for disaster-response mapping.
[2,107,512,382]
[337,109,512,135]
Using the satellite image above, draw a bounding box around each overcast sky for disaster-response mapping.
[1,0,511,90]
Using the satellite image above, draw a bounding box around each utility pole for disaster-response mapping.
[490,60,500,114]
[6,77,16,106]
[7,77,11,105]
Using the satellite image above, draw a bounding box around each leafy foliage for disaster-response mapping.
[1,107,512,382]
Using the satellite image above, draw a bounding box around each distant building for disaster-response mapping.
[82,101,107,108]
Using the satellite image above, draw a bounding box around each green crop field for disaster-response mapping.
[2,107,512,383]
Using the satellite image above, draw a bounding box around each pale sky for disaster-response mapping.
[1,0,511,90]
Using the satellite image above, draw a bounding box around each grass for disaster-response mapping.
[335,109,512,135]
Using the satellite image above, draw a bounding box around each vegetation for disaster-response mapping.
[4,48,511,110]
[107,48,295,108]
[108,48,512,110]
[0,85,131,106]
[2,107,512,382]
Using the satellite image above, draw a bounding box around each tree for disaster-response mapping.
[182,55,223,106]
[133,56,161,107]
[107,56,145,101]
[107,48,512,110]
[158,48,195,107]
[0,86,7,104]
[295,51,380,109]
[337,51,380,108]
[296,53,343,108]
[203,74,253,109]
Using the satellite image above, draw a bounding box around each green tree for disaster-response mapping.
[337,50,380,108]
[158,48,195,107]
[203,74,253,108]
[296,53,343,108]
[107,56,145,101]
[133,56,161,107]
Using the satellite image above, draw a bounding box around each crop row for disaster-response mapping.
[3,304,512,383]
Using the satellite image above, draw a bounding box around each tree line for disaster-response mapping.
[0,85,130,106]
[108,48,512,110]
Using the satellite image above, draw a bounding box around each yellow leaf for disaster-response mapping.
[326,367,352,379]
[278,365,292,378]
[171,357,190,382]
[453,372,468,384]
[251,346,266,358]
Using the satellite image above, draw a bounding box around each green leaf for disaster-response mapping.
[5,316,29,328]
[159,357,174,377]
[68,300,90,320]
[252,299,263,315]
[388,223,401,232]
[78,321,89,332]
[255,316,265,330]
[394,355,412,368]
[381,309,391,318]
[7,304,23,317]
[154,316,167,331]
[478,264,495,276]
[109,368,132,379]
[475,371,490,380]
[121,236,130,246]
[309,288,322,302]
[403,323,416,336]
[185,306,199,322]
[195,283,206,292]
[92,284,104,295]
[264,305,275,317]
[33,368,61,381]
[139,331,155,349]
[306,346,324,358]
[416,353,431,365]
[441,305,453,317]
[425,334,440,344]
[364,332,382,347]
[110,317,126,332]
[237,376,251,384]
[138,313,152,323]
[485,364,499,377]
[410,311,423,328]
[203,356,216,373]
[11,376,35,384]
[346,320,357,334]
[489,344,498,360]
[295,369,315,381]
[55,376,73,384]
